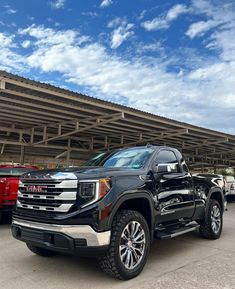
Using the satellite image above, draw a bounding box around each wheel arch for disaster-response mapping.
[108,192,155,239]
[207,188,224,212]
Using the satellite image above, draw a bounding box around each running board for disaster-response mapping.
[155,224,200,240]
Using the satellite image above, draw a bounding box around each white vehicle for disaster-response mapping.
[225,175,235,200]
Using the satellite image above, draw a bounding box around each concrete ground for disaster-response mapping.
[1,204,235,289]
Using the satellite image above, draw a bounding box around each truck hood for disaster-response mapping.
[21,166,145,180]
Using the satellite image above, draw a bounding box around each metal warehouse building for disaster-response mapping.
[0,70,235,170]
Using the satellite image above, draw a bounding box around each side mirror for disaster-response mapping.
[156,164,171,173]
[155,163,178,173]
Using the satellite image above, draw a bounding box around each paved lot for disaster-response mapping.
[1,204,235,289]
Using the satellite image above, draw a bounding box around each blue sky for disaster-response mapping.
[0,0,235,134]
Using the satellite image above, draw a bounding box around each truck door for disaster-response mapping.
[153,149,195,225]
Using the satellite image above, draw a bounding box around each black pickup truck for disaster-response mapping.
[12,145,224,280]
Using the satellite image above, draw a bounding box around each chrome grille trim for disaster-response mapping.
[19,179,78,188]
[17,179,78,213]
[18,191,77,200]
[17,201,73,212]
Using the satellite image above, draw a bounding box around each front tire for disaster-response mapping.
[98,210,150,280]
[199,199,223,239]
[26,243,57,257]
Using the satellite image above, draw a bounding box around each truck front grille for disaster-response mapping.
[17,179,78,213]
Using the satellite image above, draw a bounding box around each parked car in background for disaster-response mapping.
[224,175,235,201]
[0,165,38,223]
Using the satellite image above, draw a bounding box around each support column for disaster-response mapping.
[66,139,71,167]
[66,150,70,167]
[20,146,25,165]
[0,79,6,90]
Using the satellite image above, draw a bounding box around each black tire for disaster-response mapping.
[98,210,150,280]
[199,199,223,239]
[26,243,57,257]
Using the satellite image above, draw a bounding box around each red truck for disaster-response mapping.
[0,165,38,223]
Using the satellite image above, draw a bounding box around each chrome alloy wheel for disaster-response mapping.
[119,221,146,270]
[211,204,221,234]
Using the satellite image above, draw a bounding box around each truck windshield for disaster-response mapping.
[82,152,113,167]
[103,147,154,169]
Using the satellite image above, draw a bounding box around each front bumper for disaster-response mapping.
[12,218,111,256]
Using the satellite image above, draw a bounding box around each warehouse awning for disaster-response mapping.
[0,70,235,169]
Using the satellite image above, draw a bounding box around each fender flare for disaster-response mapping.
[206,187,224,212]
[108,191,155,234]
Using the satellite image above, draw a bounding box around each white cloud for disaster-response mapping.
[141,18,169,31]
[7,8,17,14]
[19,25,79,45]
[141,4,188,31]
[187,0,235,63]
[0,33,14,48]
[3,4,17,14]
[21,40,31,48]
[140,42,163,51]
[137,10,146,21]
[81,11,98,17]
[100,0,112,8]
[50,0,66,9]
[107,17,126,28]
[0,33,26,72]
[107,18,134,48]
[137,41,165,55]
[186,20,220,38]
[110,23,134,49]
[11,24,233,134]
[185,0,234,39]
[166,4,189,21]
[208,29,235,61]
[27,16,35,21]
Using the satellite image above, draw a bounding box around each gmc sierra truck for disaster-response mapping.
[12,146,224,280]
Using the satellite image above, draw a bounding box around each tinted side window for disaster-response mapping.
[156,150,178,164]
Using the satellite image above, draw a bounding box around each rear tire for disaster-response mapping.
[98,210,150,280]
[26,243,57,257]
[199,199,223,239]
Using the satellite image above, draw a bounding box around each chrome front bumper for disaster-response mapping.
[12,218,111,247]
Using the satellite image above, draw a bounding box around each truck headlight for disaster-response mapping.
[79,182,96,199]
[78,178,111,207]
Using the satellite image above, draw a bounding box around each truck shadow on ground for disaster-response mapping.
[24,231,204,284]
[2,205,234,288]
[3,213,233,288]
